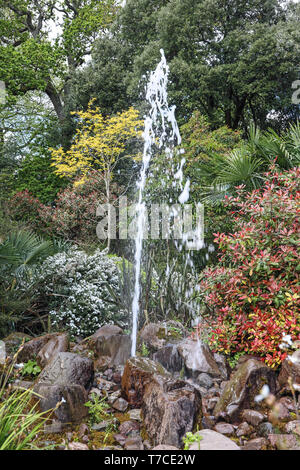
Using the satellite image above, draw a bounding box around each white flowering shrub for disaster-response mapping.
[29,248,127,338]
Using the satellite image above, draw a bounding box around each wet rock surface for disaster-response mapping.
[142,378,202,447]
[213,359,277,422]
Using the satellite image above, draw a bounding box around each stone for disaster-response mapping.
[124,437,144,450]
[214,423,235,436]
[78,423,90,437]
[268,434,300,450]
[152,445,179,450]
[35,383,88,423]
[128,409,142,422]
[37,352,94,390]
[92,421,112,431]
[90,325,123,341]
[242,409,265,426]
[68,442,89,450]
[3,332,32,354]
[177,339,221,378]
[214,359,277,422]
[153,344,184,373]
[188,429,240,450]
[113,434,126,446]
[96,377,115,392]
[206,397,219,411]
[11,380,34,391]
[236,422,253,438]
[242,438,268,450]
[257,422,273,438]
[16,333,68,364]
[121,357,170,407]
[138,323,168,352]
[196,373,213,389]
[285,420,300,435]
[278,349,300,391]
[268,402,290,423]
[213,353,230,380]
[139,321,186,353]
[279,396,297,411]
[94,333,131,367]
[37,333,69,367]
[119,420,140,436]
[112,397,128,412]
[142,378,201,448]
[107,390,122,404]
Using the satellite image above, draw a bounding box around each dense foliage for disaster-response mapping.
[199,167,300,367]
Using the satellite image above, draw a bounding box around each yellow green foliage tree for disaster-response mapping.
[51,100,143,203]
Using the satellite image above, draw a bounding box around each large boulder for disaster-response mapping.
[142,378,202,448]
[153,344,184,373]
[214,359,277,422]
[138,321,186,353]
[37,333,69,368]
[121,357,170,407]
[90,325,131,368]
[188,429,240,450]
[278,349,300,392]
[37,352,94,390]
[177,339,221,378]
[34,383,88,423]
[17,333,69,366]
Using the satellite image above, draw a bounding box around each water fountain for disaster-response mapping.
[130,49,190,357]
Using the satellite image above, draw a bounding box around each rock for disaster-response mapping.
[128,409,142,422]
[214,359,277,422]
[92,421,112,431]
[90,325,123,341]
[285,420,300,435]
[78,423,90,437]
[257,422,273,438]
[188,429,240,450]
[107,390,122,405]
[213,353,230,380]
[11,380,34,391]
[279,396,297,411]
[94,331,131,367]
[68,442,89,450]
[121,357,170,407]
[236,422,253,438]
[242,409,265,426]
[177,339,221,378]
[278,349,300,392]
[0,340,6,363]
[142,378,201,448]
[214,423,235,436]
[112,397,128,412]
[35,383,88,423]
[96,377,115,392]
[196,373,213,389]
[268,434,300,450]
[242,438,267,450]
[16,333,68,364]
[37,352,94,390]
[3,332,32,354]
[139,322,186,353]
[153,344,183,373]
[206,397,219,411]
[37,333,69,367]
[268,402,290,423]
[152,445,179,450]
[124,437,144,450]
[113,434,126,446]
[119,420,140,436]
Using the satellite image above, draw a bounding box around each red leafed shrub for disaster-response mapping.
[199,167,300,368]
[8,171,121,243]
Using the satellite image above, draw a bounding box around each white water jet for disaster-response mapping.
[131,49,184,357]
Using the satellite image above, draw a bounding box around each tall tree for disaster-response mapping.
[0,0,119,146]
[87,0,300,130]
